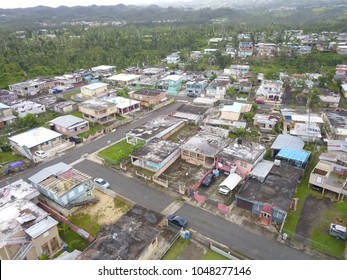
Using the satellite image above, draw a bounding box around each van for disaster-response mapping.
[69,136,81,144]
[329,223,347,240]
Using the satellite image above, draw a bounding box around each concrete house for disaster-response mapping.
[255,43,278,57]
[80,205,164,260]
[9,79,52,97]
[0,179,61,260]
[80,83,109,98]
[270,134,305,158]
[142,68,166,79]
[164,52,180,64]
[49,115,89,137]
[220,102,252,122]
[106,96,141,115]
[9,127,64,160]
[185,78,209,96]
[256,80,284,102]
[230,65,250,79]
[216,138,266,179]
[0,90,18,105]
[28,162,93,209]
[0,103,17,128]
[205,79,230,100]
[181,133,230,168]
[158,75,183,95]
[324,110,347,140]
[11,101,46,118]
[91,65,116,78]
[106,74,142,87]
[128,89,167,107]
[172,104,209,125]
[342,84,347,99]
[238,42,253,57]
[130,138,180,172]
[253,113,280,133]
[126,115,185,145]
[53,100,78,114]
[79,99,117,124]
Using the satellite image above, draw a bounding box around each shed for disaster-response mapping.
[276,148,310,168]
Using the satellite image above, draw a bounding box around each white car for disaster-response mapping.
[219,186,231,196]
[94,178,110,189]
[35,150,47,159]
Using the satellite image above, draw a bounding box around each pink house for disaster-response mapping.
[216,138,266,179]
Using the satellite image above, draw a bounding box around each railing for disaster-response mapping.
[12,241,33,260]
[1,237,29,246]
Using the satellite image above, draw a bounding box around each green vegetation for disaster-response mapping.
[69,213,101,238]
[58,224,89,252]
[161,238,190,260]
[203,249,229,260]
[0,151,25,165]
[63,90,81,100]
[113,197,132,214]
[78,123,105,139]
[70,111,84,119]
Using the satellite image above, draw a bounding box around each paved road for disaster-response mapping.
[74,160,175,213]
[1,101,182,185]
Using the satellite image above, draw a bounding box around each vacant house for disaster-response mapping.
[11,101,46,118]
[128,89,167,107]
[106,96,141,115]
[0,103,16,128]
[80,205,164,260]
[230,65,250,79]
[0,90,18,105]
[216,138,266,179]
[220,102,252,122]
[181,133,230,168]
[0,179,61,260]
[9,79,52,97]
[130,138,180,172]
[80,83,109,98]
[49,115,89,137]
[323,110,347,140]
[28,162,93,209]
[126,115,185,144]
[79,99,117,124]
[53,100,78,114]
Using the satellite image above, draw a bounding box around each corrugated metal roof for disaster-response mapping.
[28,162,71,184]
[25,216,58,239]
[277,148,310,164]
[251,160,275,182]
[219,173,242,191]
[49,115,88,129]
[271,134,305,151]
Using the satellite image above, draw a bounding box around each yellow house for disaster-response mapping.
[81,82,109,98]
[220,102,252,121]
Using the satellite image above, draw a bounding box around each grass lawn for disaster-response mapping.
[116,115,126,121]
[63,90,81,100]
[69,213,101,238]
[114,197,132,214]
[58,225,90,252]
[78,123,105,138]
[161,238,190,260]
[98,139,134,164]
[203,249,229,260]
[70,111,84,118]
[0,151,25,165]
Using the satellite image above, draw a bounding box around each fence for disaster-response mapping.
[210,243,239,260]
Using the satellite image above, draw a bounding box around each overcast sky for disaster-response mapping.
[0,0,191,9]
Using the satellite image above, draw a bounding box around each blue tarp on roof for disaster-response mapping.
[276,148,310,165]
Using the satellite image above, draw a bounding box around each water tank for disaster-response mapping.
[213,169,220,177]
[49,123,55,131]
[237,138,243,145]
[274,159,281,166]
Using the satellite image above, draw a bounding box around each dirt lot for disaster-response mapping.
[296,195,334,238]
[73,189,131,226]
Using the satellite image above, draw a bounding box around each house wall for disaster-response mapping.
[128,92,166,106]
[37,137,64,151]
[0,108,13,118]
[79,104,117,118]
[81,85,108,98]
[181,149,214,168]
[29,226,61,259]
[53,123,89,137]
[206,86,227,100]
[138,236,158,260]
[220,111,240,121]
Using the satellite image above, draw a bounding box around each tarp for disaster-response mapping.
[276,148,310,164]
[8,161,24,169]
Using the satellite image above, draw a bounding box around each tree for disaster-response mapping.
[234,127,246,138]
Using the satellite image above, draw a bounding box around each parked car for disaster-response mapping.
[167,215,188,228]
[311,185,322,192]
[94,178,110,189]
[34,150,47,159]
[187,92,199,98]
[200,173,215,188]
[219,186,231,196]
[69,136,81,144]
[329,223,347,240]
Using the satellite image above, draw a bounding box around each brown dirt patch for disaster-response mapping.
[74,189,129,226]
[296,195,334,238]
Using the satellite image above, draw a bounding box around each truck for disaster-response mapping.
[329,223,347,240]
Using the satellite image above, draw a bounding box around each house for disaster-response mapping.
[79,99,117,124]
[28,162,93,209]
[342,84,347,99]
[126,115,185,144]
[190,51,203,60]
[0,179,61,260]
[142,68,166,79]
[53,100,78,114]
[220,102,252,122]
[80,205,164,260]
[128,89,167,107]
[53,74,83,88]
[253,113,280,133]
[334,65,347,81]
[309,159,347,200]
[0,90,18,105]
[319,93,340,108]
[130,138,180,172]
[205,79,230,100]
[289,123,322,142]
[236,164,303,225]
[256,80,284,102]
[185,78,209,96]
[11,101,46,118]
[172,104,209,125]
[80,83,109,98]
[9,127,64,160]
[106,74,142,87]
[230,65,250,79]
[323,110,347,140]
[327,139,347,153]
[233,81,252,93]
[158,75,183,95]
[337,45,347,55]
[49,115,89,137]
[270,134,305,157]
[91,65,116,78]
[275,148,310,168]
[164,52,180,64]
[0,103,17,128]
[216,138,266,179]
[105,96,141,115]
[9,78,53,97]
[192,97,218,107]
[255,43,278,57]
[204,48,218,55]
[238,42,253,57]
[181,133,229,168]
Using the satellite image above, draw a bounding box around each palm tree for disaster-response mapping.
[297,87,321,144]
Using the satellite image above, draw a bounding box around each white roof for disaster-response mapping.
[25,216,58,239]
[107,73,142,82]
[107,97,140,109]
[82,83,108,90]
[49,115,88,129]
[162,75,183,82]
[9,127,62,149]
[221,102,252,113]
[193,97,216,105]
[290,114,324,124]
[219,173,242,191]
[91,65,115,71]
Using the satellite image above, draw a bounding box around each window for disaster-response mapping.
[240,161,247,168]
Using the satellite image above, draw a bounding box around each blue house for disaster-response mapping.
[185,78,209,96]
[158,75,183,95]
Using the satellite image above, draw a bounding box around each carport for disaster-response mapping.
[219,173,242,191]
[276,148,310,168]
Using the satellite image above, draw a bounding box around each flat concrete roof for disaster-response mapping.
[80,99,115,111]
[326,110,347,129]
[131,89,164,97]
[49,115,88,129]
[80,205,163,260]
[181,133,229,156]
[176,104,209,115]
[218,139,266,164]
[8,127,62,149]
[131,138,179,164]
[82,82,108,90]
[107,74,142,82]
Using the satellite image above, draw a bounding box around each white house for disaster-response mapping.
[11,101,46,118]
[81,83,109,98]
[256,80,284,102]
